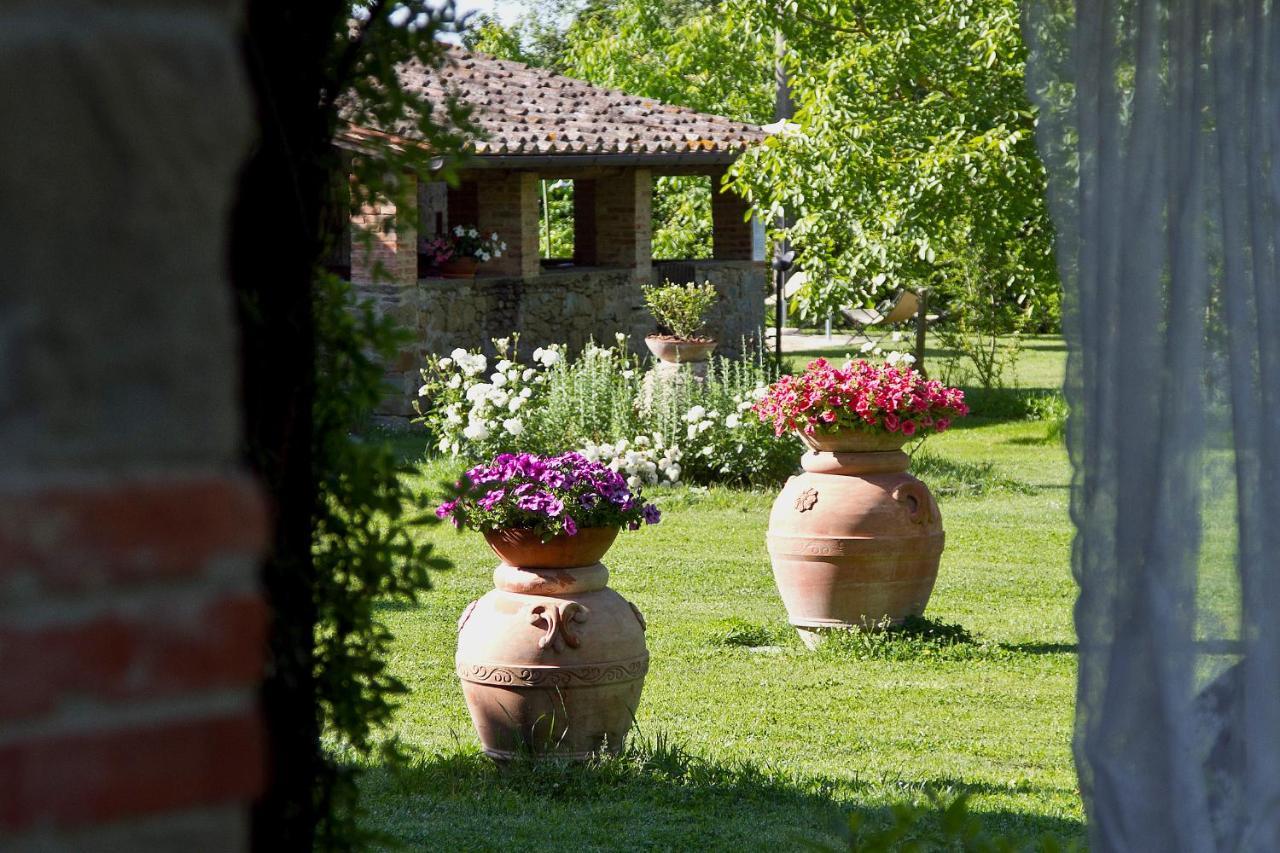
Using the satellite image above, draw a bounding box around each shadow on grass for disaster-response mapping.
[1001,641,1078,656]
[358,733,1084,850]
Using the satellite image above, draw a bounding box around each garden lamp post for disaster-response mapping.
[772,248,795,368]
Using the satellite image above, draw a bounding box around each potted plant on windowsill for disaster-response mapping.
[642,279,719,364]
[436,451,660,760]
[752,357,969,648]
[423,225,506,279]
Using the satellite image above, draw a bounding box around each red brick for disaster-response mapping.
[0,711,264,830]
[0,594,267,722]
[0,476,266,591]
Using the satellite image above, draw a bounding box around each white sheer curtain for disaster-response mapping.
[1024,0,1280,849]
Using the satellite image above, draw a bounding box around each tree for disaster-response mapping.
[725,0,1058,379]
[232,3,469,848]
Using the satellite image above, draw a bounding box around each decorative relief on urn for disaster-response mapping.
[526,601,589,652]
[794,487,819,512]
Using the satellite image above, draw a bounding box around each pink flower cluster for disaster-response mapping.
[753,358,969,438]
[422,235,455,265]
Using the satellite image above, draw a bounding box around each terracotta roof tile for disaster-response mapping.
[372,45,765,159]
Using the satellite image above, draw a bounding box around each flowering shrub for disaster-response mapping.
[416,337,802,486]
[414,337,558,457]
[422,225,506,265]
[578,434,683,488]
[436,452,662,538]
[754,358,969,438]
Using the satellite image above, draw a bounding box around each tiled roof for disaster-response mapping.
[364,46,765,160]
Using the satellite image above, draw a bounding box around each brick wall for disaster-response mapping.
[0,3,266,850]
[711,168,754,261]
[476,170,540,278]
[351,171,419,288]
[594,169,653,281]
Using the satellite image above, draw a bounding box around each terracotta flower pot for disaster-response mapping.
[767,430,944,649]
[439,256,478,279]
[483,526,619,569]
[644,335,717,364]
[456,553,648,760]
[797,428,910,454]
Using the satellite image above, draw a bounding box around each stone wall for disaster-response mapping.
[366,259,764,420]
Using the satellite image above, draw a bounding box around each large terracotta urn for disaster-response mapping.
[767,430,944,648]
[456,528,649,760]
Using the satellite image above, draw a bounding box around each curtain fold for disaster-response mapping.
[1023,0,1280,848]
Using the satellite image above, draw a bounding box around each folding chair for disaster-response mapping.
[840,289,921,351]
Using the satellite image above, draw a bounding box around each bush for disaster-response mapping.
[642,280,718,339]
[415,337,803,488]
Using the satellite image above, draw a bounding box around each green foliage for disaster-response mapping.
[560,0,773,122]
[312,275,449,846]
[652,175,714,259]
[310,6,477,844]
[725,0,1059,376]
[538,178,575,258]
[643,280,719,339]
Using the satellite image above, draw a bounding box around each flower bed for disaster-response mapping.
[415,337,800,487]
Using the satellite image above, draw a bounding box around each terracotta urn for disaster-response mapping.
[439,256,478,279]
[644,335,717,364]
[766,429,944,649]
[456,528,648,760]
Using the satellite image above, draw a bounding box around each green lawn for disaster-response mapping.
[358,336,1082,850]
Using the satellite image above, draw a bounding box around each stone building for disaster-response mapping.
[339,47,768,418]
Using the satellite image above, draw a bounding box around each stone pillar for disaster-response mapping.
[594,169,652,282]
[711,168,754,261]
[476,170,540,278]
[0,3,267,851]
[573,179,598,266]
[350,171,419,287]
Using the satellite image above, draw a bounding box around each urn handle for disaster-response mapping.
[892,482,935,525]
[526,602,590,653]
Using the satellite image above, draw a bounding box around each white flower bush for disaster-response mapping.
[414,337,560,458]
[415,336,802,486]
[579,434,683,487]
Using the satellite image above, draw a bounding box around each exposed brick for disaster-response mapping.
[0,594,266,722]
[711,167,754,261]
[350,172,418,288]
[475,170,540,278]
[0,712,264,831]
[0,477,267,592]
[594,169,652,281]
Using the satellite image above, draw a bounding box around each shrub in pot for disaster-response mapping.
[642,279,719,363]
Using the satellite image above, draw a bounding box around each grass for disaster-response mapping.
[358,334,1081,850]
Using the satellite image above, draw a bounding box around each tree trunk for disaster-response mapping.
[230,3,346,849]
